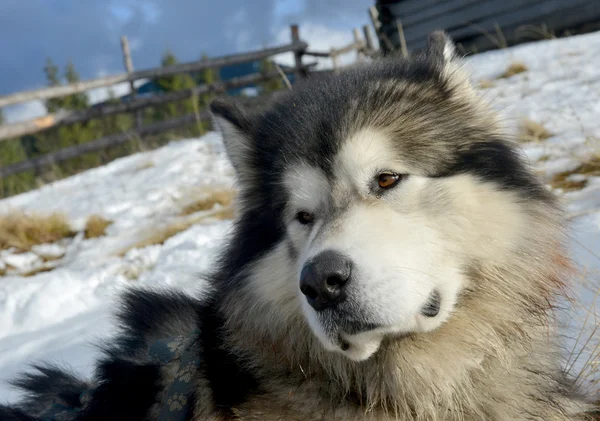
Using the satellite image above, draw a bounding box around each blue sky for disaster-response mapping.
[0,0,371,97]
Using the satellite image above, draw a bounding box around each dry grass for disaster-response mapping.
[19,264,59,278]
[0,212,75,252]
[518,118,552,143]
[479,79,496,89]
[84,215,113,239]
[209,206,235,220]
[498,62,528,79]
[124,222,191,253]
[118,200,236,257]
[135,161,155,171]
[550,155,600,192]
[180,189,237,216]
[537,155,552,162]
[575,155,600,177]
[551,175,589,192]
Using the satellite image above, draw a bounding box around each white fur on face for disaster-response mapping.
[277,128,529,362]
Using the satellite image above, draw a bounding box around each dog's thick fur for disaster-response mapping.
[1,32,598,421]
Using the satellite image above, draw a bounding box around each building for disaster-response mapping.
[374,0,600,55]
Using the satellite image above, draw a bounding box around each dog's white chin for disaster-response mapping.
[339,331,385,361]
[303,297,453,362]
[311,314,451,362]
[315,329,384,362]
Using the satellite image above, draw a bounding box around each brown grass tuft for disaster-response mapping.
[118,202,235,257]
[538,155,552,162]
[499,62,528,79]
[576,156,600,177]
[135,161,155,171]
[479,79,496,89]
[0,212,75,252]
[550,156,600,192]
[125,222,190,252]
[84,215,113,239]
[19,265,58,277]
[518,118,552,143]
[551,177,589,192]
[180,189,236,216]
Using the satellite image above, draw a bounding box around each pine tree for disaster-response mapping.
[63,61,89,110]
[198,53,218,108]
[44,57,63,113]
[154,51,196,119]
[259,59,284,93]
[44,57,61,86]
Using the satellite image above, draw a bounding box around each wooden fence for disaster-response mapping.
[0,24,377,178]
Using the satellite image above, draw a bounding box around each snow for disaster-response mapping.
[0,134,235,401]
[1,32,600,402]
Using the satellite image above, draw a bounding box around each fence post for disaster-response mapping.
[363,25,375,52]
[369,6,394,53]
[368,6,381,43]
[290,24,307,81]
[353,28,364,62]
[120,36,143,129]
[330,48,339,73]
[396,20,408,58]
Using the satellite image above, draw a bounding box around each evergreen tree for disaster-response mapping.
[43,59,89,112]
[154,51,196,119]
[259,59,285,93]
[44,57,63,113]
[199,54,217,85]
[63,61,89,110]
[197,53,218,107]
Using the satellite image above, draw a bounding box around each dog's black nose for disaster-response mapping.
[300,250,352,311]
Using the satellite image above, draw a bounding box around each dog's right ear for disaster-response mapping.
[210,99,255,183]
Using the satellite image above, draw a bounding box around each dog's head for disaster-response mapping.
[210,32,556,362]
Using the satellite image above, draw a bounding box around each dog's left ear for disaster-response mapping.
[210,99,255,184]
[424,31,475,92]
[425,31,458,67]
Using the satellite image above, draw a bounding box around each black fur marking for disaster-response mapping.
[0,406,37,421]
[441,140,553,202]
[216,203,287,289]
[199,298,259,413]
[210,99,254,134]
[8,364,89,415]
[79,358,162,421]
[111,288,203,356]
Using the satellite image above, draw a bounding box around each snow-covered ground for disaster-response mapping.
[1,32,600,402]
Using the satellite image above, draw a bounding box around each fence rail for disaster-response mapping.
[0,65,315,140]
[0,24,377,179]
[0,41,308,109]
[0,94,283,178]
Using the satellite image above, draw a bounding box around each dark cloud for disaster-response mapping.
[0,0,372,97]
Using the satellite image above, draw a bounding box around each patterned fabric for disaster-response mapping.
[148,330,202,421]
[40,329,202,421]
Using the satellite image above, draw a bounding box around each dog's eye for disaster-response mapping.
[296,211,314,225]
[377,173,403,189]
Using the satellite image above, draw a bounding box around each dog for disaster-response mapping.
[1,31,598,420]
